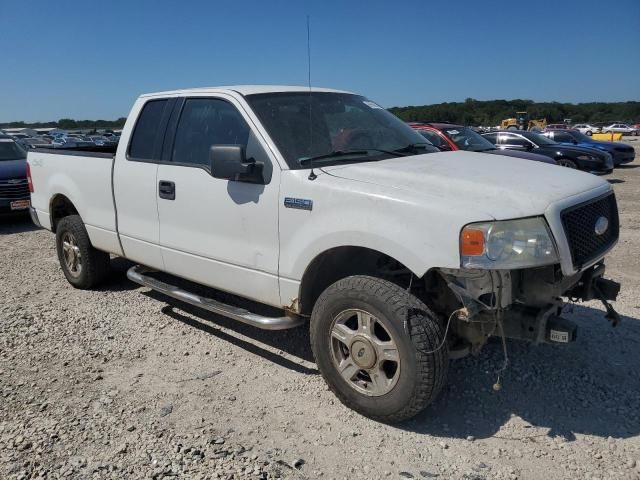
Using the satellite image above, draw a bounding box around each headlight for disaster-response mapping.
[460,217,559,269]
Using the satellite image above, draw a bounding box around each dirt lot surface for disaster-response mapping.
[2,140,640,480]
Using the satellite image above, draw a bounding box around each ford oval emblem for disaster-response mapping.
[594,216,609,236]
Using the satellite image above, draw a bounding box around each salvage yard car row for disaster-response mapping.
[409,123,634,173]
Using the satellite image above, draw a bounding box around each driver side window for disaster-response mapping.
[172,98,250,166]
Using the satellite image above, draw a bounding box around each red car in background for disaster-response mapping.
[409,122,556,164]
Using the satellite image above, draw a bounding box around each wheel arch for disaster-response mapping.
[49,194,80,232]
[298,246,423,315]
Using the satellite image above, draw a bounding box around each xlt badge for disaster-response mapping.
[284,197,313,211]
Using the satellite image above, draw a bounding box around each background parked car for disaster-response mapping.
[409,123,556,164]
[544,123,571,131]
[51,136,96,149]
[572,124,598,136]
[481,130,613,173]
[16,137,52,149]
[0,135,30,215]
[542,129,635,166]
[8,133,30,140]
[602,123,639,135]
[88,135,119,146]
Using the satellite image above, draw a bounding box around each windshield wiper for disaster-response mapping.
[298,148,407,165]
[299,150,371,165]
[392,143,432,154]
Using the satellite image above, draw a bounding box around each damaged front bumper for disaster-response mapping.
[435,261,621,357]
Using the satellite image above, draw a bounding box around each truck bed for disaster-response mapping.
[28,148,121,256]
[33,144,117,157]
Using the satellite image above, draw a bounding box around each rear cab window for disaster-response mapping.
[128,99,170,161]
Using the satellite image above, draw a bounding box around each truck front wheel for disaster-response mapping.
[55,215,110,289]
[310,275,448,422]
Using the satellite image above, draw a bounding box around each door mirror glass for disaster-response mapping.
[210,145,264,183]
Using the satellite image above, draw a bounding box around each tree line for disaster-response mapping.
[0,118,127,130]
[2,99,639,130]
[389,98,640,126]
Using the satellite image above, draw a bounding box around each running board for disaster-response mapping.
[126,265,304,330]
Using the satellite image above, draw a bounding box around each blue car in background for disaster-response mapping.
[0,135,30,215]
[543,129,635,166]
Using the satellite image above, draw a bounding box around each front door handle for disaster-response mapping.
[158,180,175,200]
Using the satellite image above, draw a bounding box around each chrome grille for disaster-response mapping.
[0,178,30,200]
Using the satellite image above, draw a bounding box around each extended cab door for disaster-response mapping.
[156,95,281,307]
[113,97,176,270]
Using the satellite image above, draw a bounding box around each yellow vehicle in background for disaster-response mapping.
[592,132,624,141]
[501,112,547,131]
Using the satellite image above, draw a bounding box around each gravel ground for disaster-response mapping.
[2,139,640,480]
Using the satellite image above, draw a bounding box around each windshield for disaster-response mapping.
[0,140,27,161]
[246,92,438,169]
[523,132,557,145]
[441,127,496,152]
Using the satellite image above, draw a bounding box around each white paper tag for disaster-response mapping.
[550,330,569,343]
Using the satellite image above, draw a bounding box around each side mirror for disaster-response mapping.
[210,145,264,184]
[437,143,452,152]
[524,142,534,150]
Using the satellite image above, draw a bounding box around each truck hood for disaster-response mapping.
[321,151,607,220]
[0,159,27,180]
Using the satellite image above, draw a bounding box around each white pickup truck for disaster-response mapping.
[27,86,621,422]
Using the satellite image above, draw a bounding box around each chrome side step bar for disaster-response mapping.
[126,265,304,331]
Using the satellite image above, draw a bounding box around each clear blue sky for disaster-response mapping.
[1,0,639,122]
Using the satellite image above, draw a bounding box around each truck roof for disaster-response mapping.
[140,85,353,98]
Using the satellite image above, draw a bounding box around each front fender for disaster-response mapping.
[277,171,484,282]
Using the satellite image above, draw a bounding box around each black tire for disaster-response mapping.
[557,158,578,169]
[56,215,110,289]
[310,275,448,423]
[586,131,592,136]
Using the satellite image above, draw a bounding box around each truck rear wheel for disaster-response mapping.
[55,215,110,289]
[310,275,448,423]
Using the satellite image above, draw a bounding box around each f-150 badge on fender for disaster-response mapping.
[284,197,313,211]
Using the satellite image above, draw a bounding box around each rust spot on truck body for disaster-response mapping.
[284,297,300,315]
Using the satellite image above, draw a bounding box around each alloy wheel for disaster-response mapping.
[329,308,401,396]
[61,231,82,277]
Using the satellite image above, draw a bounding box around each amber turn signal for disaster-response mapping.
[460,228,485,256]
